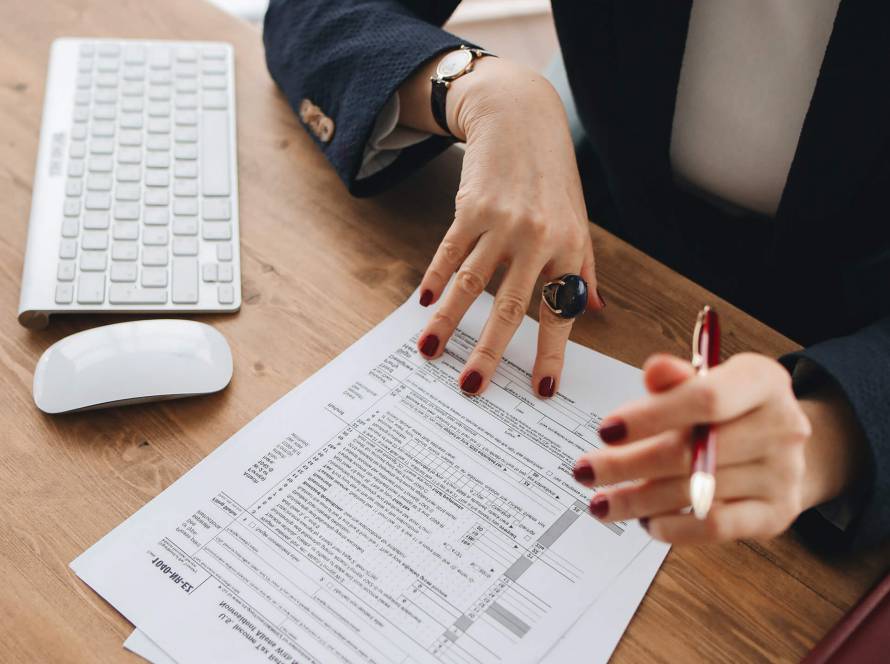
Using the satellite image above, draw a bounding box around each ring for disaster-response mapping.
[541,274,588,319]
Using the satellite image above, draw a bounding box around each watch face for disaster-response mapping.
[437,49,473,79]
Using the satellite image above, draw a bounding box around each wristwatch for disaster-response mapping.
[430,45,496,137]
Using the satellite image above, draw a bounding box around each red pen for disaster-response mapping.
[690,306,720,520]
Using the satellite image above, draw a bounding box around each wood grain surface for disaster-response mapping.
[0,1,886,662]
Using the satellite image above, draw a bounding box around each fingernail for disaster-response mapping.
[596,287,606,308]
[460,370,483,394]
[419,289,434,307]
[599,418,627,443]
[572,459,595,484]
[538,376,555,398]
[589,495,609,519]
[639,517,650,532]
[419,334,439,357]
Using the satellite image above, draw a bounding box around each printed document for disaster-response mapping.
[73,290,668,664]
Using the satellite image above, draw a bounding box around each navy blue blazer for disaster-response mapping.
[264,0,890,550]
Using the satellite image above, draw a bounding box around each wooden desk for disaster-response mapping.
[0,1,886,661]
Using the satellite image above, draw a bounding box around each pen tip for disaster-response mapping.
[690,471,716,520]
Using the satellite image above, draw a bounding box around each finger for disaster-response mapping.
[417,233,501,360]
[598,353,788,444]
[575,405,780,487]
[589,462,770,522]
[579,233,605,311]
[417,224,479,308]
[642,354,696,394]
[458,252,546,394]
[532,254,586,398]
[643,500,786,544]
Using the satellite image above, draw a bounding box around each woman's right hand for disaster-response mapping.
[403,55,604,397]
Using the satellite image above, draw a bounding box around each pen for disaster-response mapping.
[689,306,720,520]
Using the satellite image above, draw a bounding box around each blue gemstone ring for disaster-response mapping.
[541,274,588,319]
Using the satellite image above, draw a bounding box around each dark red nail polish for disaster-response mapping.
[419,334,439,357]
[572,459,595,484]
[538,376,555,398]
[639,517,650,532]
[596,287,606,308]
[460,370,482,394]
[419,289,434,307]
[599,419,627,443]
[589,495,609,519]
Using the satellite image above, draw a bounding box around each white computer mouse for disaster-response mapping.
[33,319,233,414]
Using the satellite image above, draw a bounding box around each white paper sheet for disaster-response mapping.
[74,289,666,664]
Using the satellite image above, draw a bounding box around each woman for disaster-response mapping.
[263,1,889,550]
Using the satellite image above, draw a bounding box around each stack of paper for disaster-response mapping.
[72,290,668,663]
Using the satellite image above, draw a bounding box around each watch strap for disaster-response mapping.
[431,79,451,135]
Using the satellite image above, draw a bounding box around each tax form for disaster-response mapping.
[72,290,668,664]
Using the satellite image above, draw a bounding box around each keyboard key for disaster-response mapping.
[216,243,232,261]
[80,250,107,271]
[68,159,85,177]
[174,126,197,143]
[69,140,86,158]
[63,197,81,216]
[176,47,198,62]
[144,207,169,225]
[202,60,227,75]
[173,198,197,216]
[61,218,79,238]
[121,97,143,113]
[71,123,88,140]
[149,49,171,69]
[98,43,120,56]
[218,263,233,282]
[124,46,146,64]
[202,74,227,90]
[172,218,198,236]
[174,143,197,160]
[176,63,198,78]
[202,263,217,282]
[85,192,111,210]
[202,91,228,110]
[96,57,119,73]
[144,188,169,206]
[175,110,197,126]
[85,169,114,192]
[202,198,230,220]
[89,156,113,172]
[96,73,118,88]
[203,46,226,59]
[114,203,140,220]
[73,107,90,122]
[143,227,168,246]
[89,137,114,154]
[76,74,91,89]
[120,113,143,129]
[122,81,144,96]
[110,262,138,282]
[75,89,91,105]
[202,222,231,240]
[117,147,142,164]
[77,273,105,303]
[172,258,199,303]
[175,77,198,93]
[146,134,171,151]
[55,283,74,304]
[83,211,110,229]
[112,241,139,260]
[174,160,197,178]
[79,43,95,56]
[146,152,169,168]
[122,66,145,81]
[81,231,108,250]
[175,94,197,110]
[116,164,142,182]
[59,239,77,259]
[92,121,115,137]
[217,284,234,304]
[113,222,139,240]
[145,169,169,187]
[148,118,171,134]
[142,246,168,266]
[173,236,198,255]
[148,102,171,117]
[57,260,76,281]
[65,178,82,197]
[109,284,167,304]
[200,110,230,195]
[174,179,197,197]
[148,85,171,101]
[95,89,117,103]
[118,128,142,145]
[116,183,140,201]
[142,267,168,287]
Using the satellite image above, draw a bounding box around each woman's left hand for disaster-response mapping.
[572,352,832,544]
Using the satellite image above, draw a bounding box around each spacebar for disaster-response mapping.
[201,110,230,196]
[109,285,168,304]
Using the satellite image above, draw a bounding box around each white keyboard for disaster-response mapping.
[18,38,241,329]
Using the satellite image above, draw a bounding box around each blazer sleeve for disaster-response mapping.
[263,0,468,197]
[780,315,890,550]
